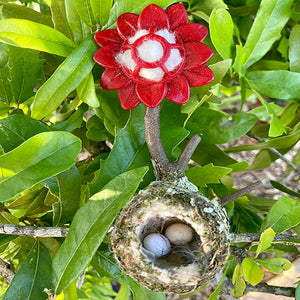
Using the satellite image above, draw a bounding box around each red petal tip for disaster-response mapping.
[138,4,169,30]
[166,4,188,30]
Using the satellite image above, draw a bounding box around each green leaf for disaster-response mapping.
[90,0,113,26]
[77,72,99,107]
[242,0,294,69]
[52,167,148,294]
[231,264,246,298]
[70,0,95,27]
[53,165,81,226]
[105,0,179,29]
[0,19,76,57]
[270,180,300,199]
[0,114,50,152]
[95,89,130,135]
[3,241,52,300]
[209,9,233,59]
[241,258,264,286]
[289,24,300,72]
[226,125,300,152]
[0,101,9,117]
[51,0,74,39]
[246,71,300,100]
[88,105,149,196]
[255,257,292,274]
[65,0,90,44]
[0,44,43,104]
[0,2,54,27]
[255,228,276,258]
[86,115,111,141]
[123,275,166,300]
[32,36,97,119]
[0,131,81,202]
[186,163,232,187]
[186,107,257,144]
[261,196,300,234]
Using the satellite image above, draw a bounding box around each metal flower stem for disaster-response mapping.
[144,106,201,180]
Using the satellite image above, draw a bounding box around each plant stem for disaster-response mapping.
[229,232,300,245]
[220,181,261,206]
[0,223,69,237]
[0,258,14,284]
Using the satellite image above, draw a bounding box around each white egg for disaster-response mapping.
[143,233,171,257]
[165,223,194,245]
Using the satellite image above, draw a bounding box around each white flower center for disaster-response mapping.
[137,40,164,63]
[139,67,164,81]
[115,49,136,71]
[155,29,176,44]
[165,49,182,71]
[128,29,149,44]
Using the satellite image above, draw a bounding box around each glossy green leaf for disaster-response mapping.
[0,19,76,57]
[65,0,90,44]
[0,114,50,152]
[289,24,300,72]
[226,125,300,152]
[95,89,130,135]
[246,71,300,100]
[32,37,97,119]
[0,131,81,202]
[51,0,73,39]
[3,241,52,300]
[90,0,113,25]
[242,0,294,69]
[51,103,88,132]
[123,275,166,300]
[52,167,148,294]
[77,72,99,107]
[86,115,111,141]
[241,258,263,286]
[0,44,43,104]
[53,165,81,226]
[210,9,233,59]
[255,228,276,257]
[0,211,18,224]
[186,107,257,144]
[0,2,54,27]
[261,196,300,234]
[105,0,179,29]
[70,0,95,27]
[255,258,292,274]
[186,163,232,187]
[0,101,9,117]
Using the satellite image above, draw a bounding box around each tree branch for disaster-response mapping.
[220,181,261,206]
[245,282,295,298]
[0,258,14,284]
[229,232,300,245]
[0,223,69,237]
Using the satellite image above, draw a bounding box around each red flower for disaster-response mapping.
[93,4,214,110]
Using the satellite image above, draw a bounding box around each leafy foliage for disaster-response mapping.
[0,0,299,299]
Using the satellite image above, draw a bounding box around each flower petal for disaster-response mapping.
[100,69,131,90]
[166,74,190,104]
[118,83,141,110]
[136,83,167,107]
[93,44,120,68]
[175,23,208,42]
[94,29,123,47]
[117,13,138,39]
[166,4,188,30]
[184,42,213,70]
[183,65,214,87]
[138,4,169,30]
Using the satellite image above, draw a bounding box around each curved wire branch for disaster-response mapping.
[144,106,200,180]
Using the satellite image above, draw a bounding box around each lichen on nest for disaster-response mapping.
[111,181,230,293]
